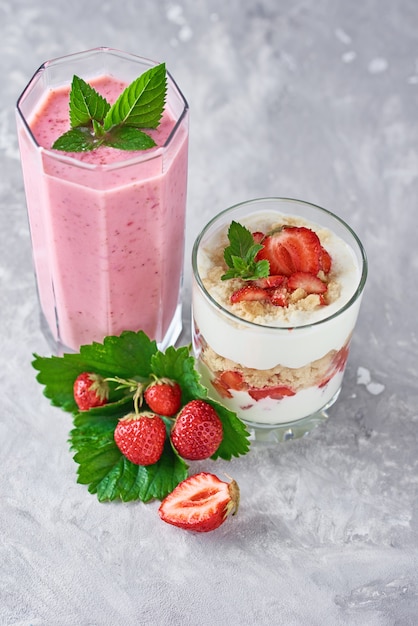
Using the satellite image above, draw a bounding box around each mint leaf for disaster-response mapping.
[222,221,270,280]
[52,63,167,152]
[33,330,251,502]
[105,125,156,151]
[69,75,110,128]
[103,63,166,131]
[52,128,99,152]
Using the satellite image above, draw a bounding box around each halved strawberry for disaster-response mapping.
[248,385,295,400]
[230,285,269,304]
[287,271,327,294]
[158,472,240,533]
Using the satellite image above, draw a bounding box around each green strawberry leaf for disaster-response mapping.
[69,75,111,128]
[103,63,166,131]
[33,330,251,502]
[32,330,158,413]
[70,422,188,502]
[208,399,251,460]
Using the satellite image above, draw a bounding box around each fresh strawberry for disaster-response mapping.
[144,378,182,416]
[257,226,323,276]
[73,372,109,411]
[170,400,223,460]
[218,370,246,391]
[158,472,240,532]
[287,271,327,294]
[256,232,295,275]
[252,231,265,243]
[319,343,350,387]
[269,284,289,307]
[211,370,246,398]
[279,226,322,275]
[253,275,286,289]
[320,247,332,273]
[114,412,166,466]
[230,285,269,304]
[248,385,295,400]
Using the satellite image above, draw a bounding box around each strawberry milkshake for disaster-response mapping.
[192,198,367,441]
[16,48,188,352]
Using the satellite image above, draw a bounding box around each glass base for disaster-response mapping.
[244,388,341,443]
[39,302,183,356]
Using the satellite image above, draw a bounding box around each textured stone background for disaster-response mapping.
[1,1,418,624]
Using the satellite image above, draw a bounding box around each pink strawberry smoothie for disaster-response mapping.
[19,75,188,351]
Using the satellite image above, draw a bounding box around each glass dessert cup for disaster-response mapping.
[191,198,367,442]
[16,48,189,354]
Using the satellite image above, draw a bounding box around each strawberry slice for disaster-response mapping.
[218,370,245,391]
[158,472,240,533]
[230,285,270,303]
[252,231,265,243]
[248,385,295,400]
[256,233,295,275]
[269,284,289,307]
[287,271,327,294]
[253,275,287,289]
[279,226,322,275]
[320,247,332,273]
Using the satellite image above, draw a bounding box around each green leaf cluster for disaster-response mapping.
[52,63,167,152]
[222,221,270,281]
[32,331,250,503]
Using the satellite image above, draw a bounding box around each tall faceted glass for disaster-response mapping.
[16,48,189,352]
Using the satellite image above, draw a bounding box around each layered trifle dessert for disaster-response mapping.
[192,198,367,436]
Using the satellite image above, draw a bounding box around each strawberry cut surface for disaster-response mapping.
[158,472,240,532]
[256,226,324,276]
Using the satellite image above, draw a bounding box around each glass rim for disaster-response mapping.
[192,196,368,332]
[15,46,189,172]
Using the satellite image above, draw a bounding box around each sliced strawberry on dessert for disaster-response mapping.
[211,370,245,399]
[252,231,265,243]
[319,246,332,274]
[256,232,295,275]
[170,400,223,460]
[73,372,109,411]
[253,275,287,289]
[158,472,240,533]
[144,378,182,417]
[248,385,296,400]
[230,285,270,304]
[269,284,289,307]
[287,271,327,294]
[279,226,322,275]
[114,412,166,466]
[219,370,246,391]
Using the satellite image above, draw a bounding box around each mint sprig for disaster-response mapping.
[32,330,250,502]
[221,221,270,281]
[52,63,167,152]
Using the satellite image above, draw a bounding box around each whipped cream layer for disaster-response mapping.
[197,359,344,426]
